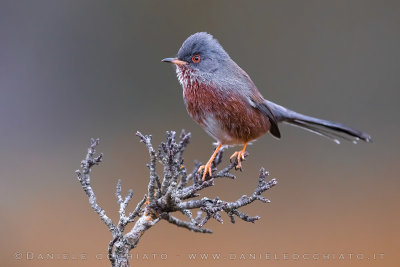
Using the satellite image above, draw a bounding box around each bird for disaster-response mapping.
[162,32,372,181]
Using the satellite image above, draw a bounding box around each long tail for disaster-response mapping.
[264,100,372,144]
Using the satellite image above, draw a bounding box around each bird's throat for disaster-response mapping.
[176,65,199,91]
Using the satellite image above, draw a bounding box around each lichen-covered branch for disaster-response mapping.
[75,139,116,233]
[75,130,277,267]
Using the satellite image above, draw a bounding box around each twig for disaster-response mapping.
[75,130,277,267]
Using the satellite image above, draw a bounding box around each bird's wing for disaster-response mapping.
[239,70,281,138]
[251,99,281,138]
[231,62,281,138]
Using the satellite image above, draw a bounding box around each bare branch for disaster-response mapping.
[127,195,147,223]
[161,213,212,233]
[75,131,277,267]
[136,132,160,202]
[75,139,116,234]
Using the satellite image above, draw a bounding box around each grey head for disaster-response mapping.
[162,32,232,76]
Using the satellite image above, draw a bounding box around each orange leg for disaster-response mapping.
[230,142,248,170]
[198,144,222,181]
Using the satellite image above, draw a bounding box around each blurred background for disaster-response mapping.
[0,0,399,266]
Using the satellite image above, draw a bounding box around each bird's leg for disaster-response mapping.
[198,143,222,181]
[230,142,248,170]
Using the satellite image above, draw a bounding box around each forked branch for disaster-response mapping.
[75,130,277,267]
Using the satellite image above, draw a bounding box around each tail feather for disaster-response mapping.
[264,100,372,143]
[287,119,357,144]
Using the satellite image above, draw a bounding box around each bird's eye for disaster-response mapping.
[192,54,201,63]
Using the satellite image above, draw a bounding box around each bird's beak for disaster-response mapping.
[162,58,187,65]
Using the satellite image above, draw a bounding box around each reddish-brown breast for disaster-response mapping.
[179,68,271,145]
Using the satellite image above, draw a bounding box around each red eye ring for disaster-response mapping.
[192,54,201,63]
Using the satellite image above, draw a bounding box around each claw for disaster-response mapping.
[144,210,152,221]
[144,196,150,205]
[230,143,248,170]
[198,144,222,181]
[198,162,213,181]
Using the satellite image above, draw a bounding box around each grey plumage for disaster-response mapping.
[167,32,372,145]
[264,100,372,143]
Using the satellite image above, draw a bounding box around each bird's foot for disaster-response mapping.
[198,161,213,181]
[144,196,150,205]
[230,142,248,170]
[198,144,222,181]
[230,150,246,170]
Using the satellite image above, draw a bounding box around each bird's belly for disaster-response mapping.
[201,114,239,145]
[183,85,270,145]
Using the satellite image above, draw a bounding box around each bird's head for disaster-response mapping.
[162,32,231,85]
